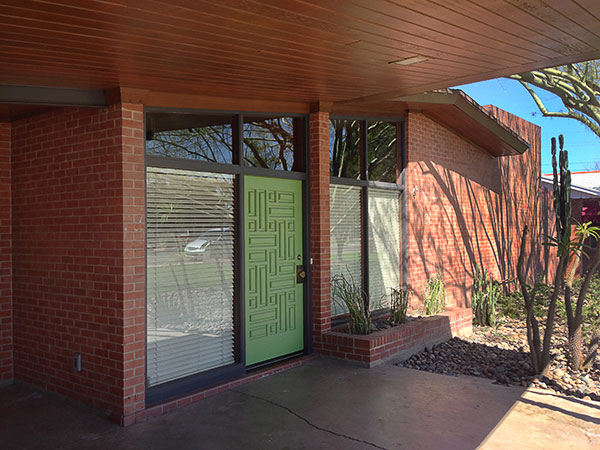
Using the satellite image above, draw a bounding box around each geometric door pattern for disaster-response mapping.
[245,176,304,365]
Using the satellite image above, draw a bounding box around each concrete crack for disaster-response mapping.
[232,390,389,450]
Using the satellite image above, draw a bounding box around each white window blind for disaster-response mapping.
[330,184,362,317]
[146,167,235,387]
[368,188,401,310]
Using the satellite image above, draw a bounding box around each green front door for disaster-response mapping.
[245,176,304,365]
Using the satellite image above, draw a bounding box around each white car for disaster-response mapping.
[184,228,229,257]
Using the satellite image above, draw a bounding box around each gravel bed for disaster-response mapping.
[397,317,600,401]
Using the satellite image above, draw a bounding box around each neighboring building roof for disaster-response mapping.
[541,171,600,199]
[393,89,530,157]
[569,170,600,193]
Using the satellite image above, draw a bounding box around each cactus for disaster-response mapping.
[551,135,572,255]
[471,265,499,327]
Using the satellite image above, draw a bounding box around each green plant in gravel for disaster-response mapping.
[496,283,559,320]
[424,271,445,315]
[390,287,410,325]
[331,273,371,335]
[471,265,499,327]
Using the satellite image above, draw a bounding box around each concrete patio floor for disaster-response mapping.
[1,358,599,449]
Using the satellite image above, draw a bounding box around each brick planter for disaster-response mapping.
[320,307,472,367]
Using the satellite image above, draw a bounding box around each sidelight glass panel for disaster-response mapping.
[243,116,303,171]
[330,119,361,179]
[146,167,235,387]
[368,188,401,310]
[145,113,234,164]
[330,184,362,317]
[367,121,398,183]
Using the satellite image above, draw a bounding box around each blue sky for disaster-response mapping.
[456,78,600,174]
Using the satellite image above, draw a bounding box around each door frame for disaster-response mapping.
[144,108,312,405]
[243,175,306,367]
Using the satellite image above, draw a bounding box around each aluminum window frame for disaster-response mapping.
[329,116,407,320]
[144,107,312,405]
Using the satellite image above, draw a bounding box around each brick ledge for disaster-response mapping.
[317,307,473,367]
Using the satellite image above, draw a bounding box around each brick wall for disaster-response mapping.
[10,104,145,421]
[309,111,332,350]
[0,122,11,382]
[405,109,555,308]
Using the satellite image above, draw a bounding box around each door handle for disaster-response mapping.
[296,265,306,283]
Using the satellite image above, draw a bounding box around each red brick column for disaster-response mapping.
[119,104,146,425]
[309,111,331,349]
[0,122,11,383]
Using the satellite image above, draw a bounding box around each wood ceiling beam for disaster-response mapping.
[108,87,311,114]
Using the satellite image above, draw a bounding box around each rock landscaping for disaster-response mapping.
[398,317,600,402]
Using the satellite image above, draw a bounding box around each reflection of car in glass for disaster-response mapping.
[184,228,228,257]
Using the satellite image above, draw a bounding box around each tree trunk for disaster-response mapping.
[568,322,584,370]
[583,327,599,371]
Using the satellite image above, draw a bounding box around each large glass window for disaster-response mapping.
[368,189,401,309]
[329,117,403,317]
[330,119,361,179]
[330,184,362,316]
[146,167,235,386]
[367,121,398,183]
[243,116,303,171]
[146,113,234,164]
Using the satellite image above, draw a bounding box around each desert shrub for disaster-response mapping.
[390,287,410,325]
[331,273,371,334]
[471,265,499,327]
[496,291,525,319]
[496,282,560,320]
[424,271,445,315]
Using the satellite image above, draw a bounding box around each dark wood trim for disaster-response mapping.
[117,87,310,114]
[302,114,313,356]
[0,84,106,107]
[236,173,246,367]
[330,176,367,187]
[368,180,404,191]
[361,185,370,311]
[310,101,333,113]
[144,109,310,405]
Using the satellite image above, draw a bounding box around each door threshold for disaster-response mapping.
[246,350,307,372]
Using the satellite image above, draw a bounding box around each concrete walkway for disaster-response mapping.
[2,358,598,449]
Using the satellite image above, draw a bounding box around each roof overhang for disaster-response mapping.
[391,90,529,157]
[0,2,598,105]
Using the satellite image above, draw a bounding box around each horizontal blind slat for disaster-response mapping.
[147,167,236,387]
[330,184,362,317]
[368,188,401,310]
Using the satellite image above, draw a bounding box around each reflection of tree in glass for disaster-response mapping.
[147,125,233,163]
[147,170,234,328]
[243,118,296,170]
[367,122,397,183]
[330,120,361,179]
[329,120,398,182]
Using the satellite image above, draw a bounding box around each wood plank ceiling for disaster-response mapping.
[0,0,599,104]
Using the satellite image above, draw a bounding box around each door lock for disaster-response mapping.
[296,265,306,283]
